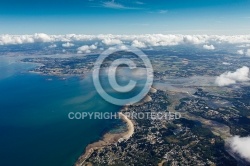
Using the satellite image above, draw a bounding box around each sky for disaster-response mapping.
[0,0,250,35]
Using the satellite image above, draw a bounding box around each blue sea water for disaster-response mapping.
[0,57,129,166]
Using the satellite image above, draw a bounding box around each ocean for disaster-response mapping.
[0,56,130,166]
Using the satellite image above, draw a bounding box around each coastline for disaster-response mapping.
[75,112,134,166]
[74,93,154,166]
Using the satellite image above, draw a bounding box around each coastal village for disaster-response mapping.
[76,88,237,166]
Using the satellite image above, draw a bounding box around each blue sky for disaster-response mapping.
[0,0,250,34]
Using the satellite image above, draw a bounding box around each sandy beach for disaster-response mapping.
[75,112,134,166]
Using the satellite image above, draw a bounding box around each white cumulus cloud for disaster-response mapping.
[215,66,250,86]
[237,49,244,55]
[246,49,250,57]
[102,38,122,45]
[77,44,97,54]
[237,49,250,56]
[33,33,52,42]
[222,62,231,65]
[131,40,146,48]
[226,136,250,162]
[62,42,74,47]
[203,44,215,50]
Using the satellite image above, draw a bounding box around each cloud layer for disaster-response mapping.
[226,136,250,162]
[215,66,250,86]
